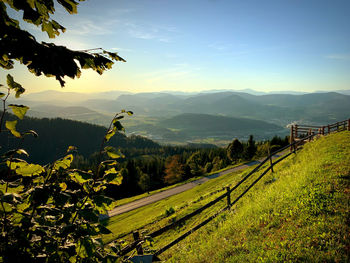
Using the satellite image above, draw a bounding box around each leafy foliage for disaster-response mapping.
[164,155,185,184]
[0,79,133,261]
[0,0,125,87]
[0,0,131,260]
[227,138,244,162]
[244,135,257,159]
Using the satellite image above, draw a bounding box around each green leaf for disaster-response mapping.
[42,21,55,38]
[1,193,22,204]
[23,130,38,138]
[5,120,21,138]
[79,209,99,223]
[16,149,29,156]
[100,160,117,167]
[112,120,124,132]
[103,168,122,185]
[104,167,117,175]
[103,50,126,62]
[69,170,92,184]
[114,115,124,120]
[58,0,79,14]
[127,111,133,116]
[7,160,44,176]
[0,92,5,98]
[104,146,124,159]
[92,195,115,214]
[59,182,67,191]
[104,127,116,142]
[6,74,25,98]
[8,104,29,119]
[53,154,73,170]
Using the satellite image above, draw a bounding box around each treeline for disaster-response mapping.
[0,113,290,201]
[72,135,290,200]
[0,114,160,164]
[72,147,231,199]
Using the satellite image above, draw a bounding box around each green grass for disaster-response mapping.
[164,131,350,262]
[103,160,260,243]
[114,176,203,208]
[114,161,246,208]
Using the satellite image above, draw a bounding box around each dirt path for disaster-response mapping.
[106,153,285,218]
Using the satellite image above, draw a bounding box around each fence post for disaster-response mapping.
[322,126,325,135]
[336,122,339,131]
[268,147,274,173]
[308,129,312,142]
[290,125,294,153]
[133,231,144,255]
[226,187,231,208]
[293,125,298,153]
[327,125,330,134]
[348,119,350,131]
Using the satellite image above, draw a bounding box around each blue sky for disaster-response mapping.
[3,0,350,93]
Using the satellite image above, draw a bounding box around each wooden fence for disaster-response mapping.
[114,118,350,261]
[290,119,350,151]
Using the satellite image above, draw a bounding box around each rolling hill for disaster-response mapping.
[27,105,113,126]
[126,113,285,144]
[10,90,350,144]
[0,114,159,164]
[159,113,282,135]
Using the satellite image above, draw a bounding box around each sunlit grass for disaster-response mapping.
[165,131,350,262]
[103,160,261,244]
[114,161,247,208]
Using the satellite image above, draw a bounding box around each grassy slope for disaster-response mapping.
[166,131,350,262]
[104,162,257,243]
[114,162,245,208]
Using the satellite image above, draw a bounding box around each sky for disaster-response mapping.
[2,0,350,94]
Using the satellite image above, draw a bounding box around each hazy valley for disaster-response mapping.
[12,89,350,145]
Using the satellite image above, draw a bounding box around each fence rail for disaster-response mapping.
[115,118,350,261]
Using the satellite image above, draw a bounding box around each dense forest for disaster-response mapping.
[0,113,289,200]
[0,113,159,164]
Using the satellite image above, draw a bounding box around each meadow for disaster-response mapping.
[104,132,349,262]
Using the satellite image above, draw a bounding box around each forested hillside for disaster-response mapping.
[0,114,159,164]
[0,113,290,200]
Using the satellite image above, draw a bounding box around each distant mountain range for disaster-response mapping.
[9,89,350,145]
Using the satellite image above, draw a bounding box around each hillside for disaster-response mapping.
[159,113,282,136]
[124,113,285,144]
[10,90,350,144]
[15,90,350,127]
[27,105,113,126]
[0,114,159,164]
[166,131,350,262]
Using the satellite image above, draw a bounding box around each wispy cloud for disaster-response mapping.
[326,54,350,61]
[124,21,176,42]
[67,18,119,36]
